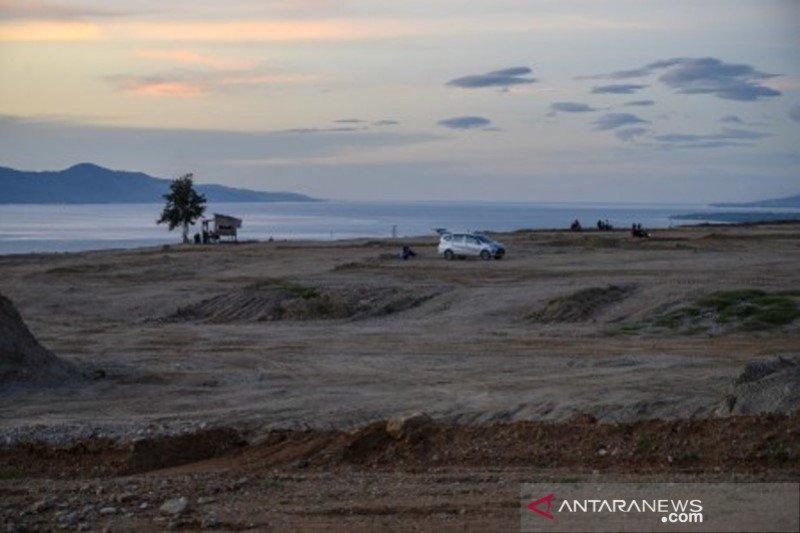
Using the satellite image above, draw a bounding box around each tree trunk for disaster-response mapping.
[182,222,190,244]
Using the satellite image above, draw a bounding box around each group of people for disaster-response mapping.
[569,218,650,238]
[569,218,616,232]
[631,223,650,238]
[597,219,613,231]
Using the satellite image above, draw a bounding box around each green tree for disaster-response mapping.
[157,173,207,243]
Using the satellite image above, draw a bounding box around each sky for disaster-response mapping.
[0,0,798,202]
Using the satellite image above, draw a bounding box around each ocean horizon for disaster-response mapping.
[0,200,795,255]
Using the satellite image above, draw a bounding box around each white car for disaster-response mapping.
[438,233,506,260]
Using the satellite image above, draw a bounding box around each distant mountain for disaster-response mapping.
[0,163,318,204]
[712,193,800,208]
[671,212,800,223]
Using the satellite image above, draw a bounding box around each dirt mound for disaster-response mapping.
[527,285,634,323]
[0,293,77,384]
[330,412,800,470]
[163,280,440,323]
[3,413,797,478]
[124,428,246,474]
[716,357,800,415]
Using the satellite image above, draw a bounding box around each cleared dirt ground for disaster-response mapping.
[1,223,799,530]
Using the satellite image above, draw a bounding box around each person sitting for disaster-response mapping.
[402,246,417,260]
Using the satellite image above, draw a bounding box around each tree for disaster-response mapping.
[157,173,207,243]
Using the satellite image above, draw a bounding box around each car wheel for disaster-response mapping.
[444,249,454,260]
[480,250,491,260]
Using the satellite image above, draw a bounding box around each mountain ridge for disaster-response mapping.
[0,163,318,204]
[711,193,800,209]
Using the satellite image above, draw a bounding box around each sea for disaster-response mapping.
[0,200,795,255]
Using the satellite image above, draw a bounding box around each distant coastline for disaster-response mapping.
[710,193,800,209]
[0,163,319,204]
[670,211,800,224]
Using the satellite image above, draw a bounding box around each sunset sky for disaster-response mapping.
[1,0,798,202]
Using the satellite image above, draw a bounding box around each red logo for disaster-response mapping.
[528,494,555,520]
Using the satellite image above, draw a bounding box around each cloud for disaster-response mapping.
[651,127,770,149]
[593,113,648,130]
[0,0,124,20]
[0,114,440,171]
[107,69,316,96]
[280,127,360,133]
[652,128,769,143]
[599,59,684,79]
[721,115,744,124]
[625,100,655,107]
[445,67,536,89]
[659,58,780,101]
[549,102,596,113]
[591,84,647,94]
[615,127,649,142]
[373,120,399,126]
[0,18,419,43]
[591,57,781,102]
[334,118,367,124]
[790,106,800,123]
[667,141,752,150]
[0,20,101,41]
[437,116,492,130]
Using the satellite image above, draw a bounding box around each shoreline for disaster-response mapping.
[4,219,800,258]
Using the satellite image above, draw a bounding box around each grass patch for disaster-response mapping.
[644,289,800,334]
[278,281,320,300]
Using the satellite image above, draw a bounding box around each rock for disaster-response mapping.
[201,516,219,528]
[196,497,216,505]
[98,507,116,515]
[596,447,608,457]
[385,412,432,440]
[715,357,800,415]
[159,497,188,516]
[139,502,149,510]
[30,499,52,513]
[61,512,79,526]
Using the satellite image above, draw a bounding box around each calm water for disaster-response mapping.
[0,200,784,254]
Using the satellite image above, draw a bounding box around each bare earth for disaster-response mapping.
[1,223,798,530]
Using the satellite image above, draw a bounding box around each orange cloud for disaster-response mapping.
[136,50,257,70]
[0,21,101,41]
[123,19,414,42]
[122,81,204,97]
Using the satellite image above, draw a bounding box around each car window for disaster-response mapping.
[453,235,466,244]
[465,236,479,245]
[476,235,490,244]
[442,235,452,242]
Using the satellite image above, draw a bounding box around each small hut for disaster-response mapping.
[202,213,242,243]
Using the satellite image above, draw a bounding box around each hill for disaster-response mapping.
[712,193,800,208]
[0,163,317,204]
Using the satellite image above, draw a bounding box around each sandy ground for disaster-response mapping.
[1,223,799,530]
[2,223,798,433]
